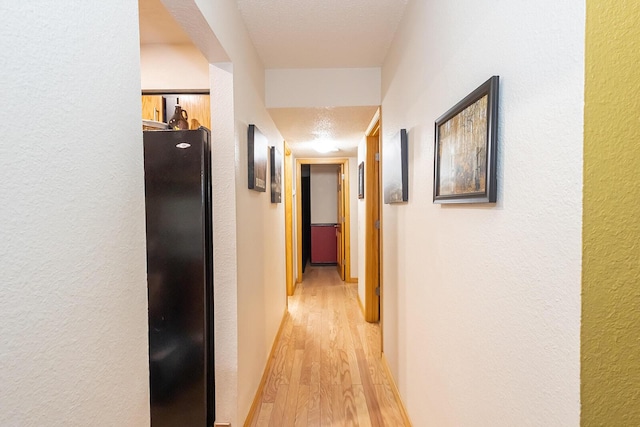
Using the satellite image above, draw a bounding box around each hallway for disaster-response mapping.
[247,266,408,426]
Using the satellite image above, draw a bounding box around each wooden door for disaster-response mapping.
[336,165,345,280]
[141,95,163,122]
[365,134,381,322]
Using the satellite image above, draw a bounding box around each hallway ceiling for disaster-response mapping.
[236,0,409,68]
[139,0,406,157]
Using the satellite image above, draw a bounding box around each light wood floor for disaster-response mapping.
[247,266,408,427]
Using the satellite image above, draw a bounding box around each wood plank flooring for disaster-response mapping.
[247,266,408,427]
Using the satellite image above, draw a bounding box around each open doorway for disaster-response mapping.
[301,164,311,272]
[295,158,352,283]
[301,164,341,272]
[311,164,340,266]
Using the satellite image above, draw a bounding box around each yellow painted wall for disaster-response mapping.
[582,1,640,425]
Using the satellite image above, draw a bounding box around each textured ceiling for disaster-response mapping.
[138,0,192,44]
[269,106,378,157]
[236,0,409,68]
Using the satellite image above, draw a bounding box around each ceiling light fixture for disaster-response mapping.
[313,139,339,154]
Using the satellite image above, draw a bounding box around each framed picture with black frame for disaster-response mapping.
[248,124,267,192]
[358,162,365,199]
[270,146,282,203]
[433,76,499,204]
[383,129,409,204]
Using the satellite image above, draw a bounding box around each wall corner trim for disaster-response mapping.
[381,353,413,427]
[357,293,366,317]
[242,309,289,427]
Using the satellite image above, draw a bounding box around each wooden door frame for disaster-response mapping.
[284,142,295,296]
[336,164,345,280]
[295,158,352,283]
[364,109,382,323]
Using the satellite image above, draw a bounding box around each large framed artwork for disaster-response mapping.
[248,124,267,192]
[383,129,409,204]
[433,76,499,204]
[270,146,282,203]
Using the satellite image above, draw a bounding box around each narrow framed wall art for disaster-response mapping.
[383,128,409,204]
[248,124,267,192]
[270,146,282,203]
[358,162,365,199]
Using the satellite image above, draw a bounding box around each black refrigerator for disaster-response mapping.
[143,128,215,427]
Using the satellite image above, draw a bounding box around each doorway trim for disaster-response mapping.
[364,109,382,323]
[284,143,295,296]
[295,158,352,283]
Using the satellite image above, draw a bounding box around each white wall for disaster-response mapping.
[1,2,149,425]
[209,63,238,424]
[310,164,339,223]
[140,44,210,90]
[380,1,584,426]
[192,1,287,424]
[357,142,366,305]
